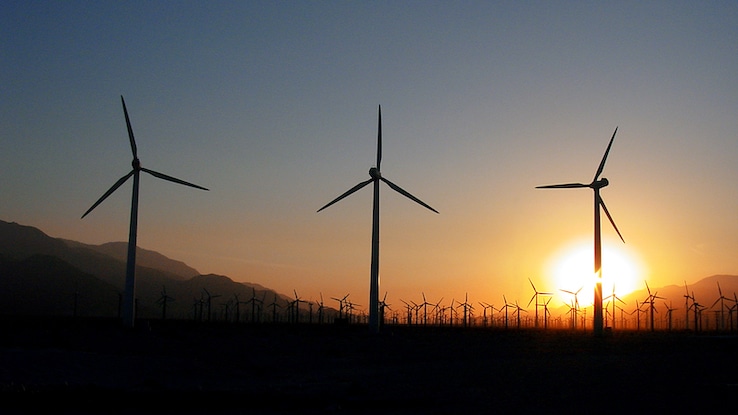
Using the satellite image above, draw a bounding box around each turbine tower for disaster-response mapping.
[317,105,438,334]
[82,96,209,328]
[537,127,624,336]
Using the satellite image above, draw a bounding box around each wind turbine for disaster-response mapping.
[317,293,325,324]
[710,281,731,331]
[418,292,433,325]
[527,278,552,329]
[542,297,552,330]
[317,106,438,333]
[81,96,208,328]
[457,293,474,327]
[683,281,692,330]
[332,293,350,321]
[537,127,624,336]
[268,293,282,323]
[643,281,664,332]
[155,285,175,320]
[502,295,515,329]
[378,292,391,326]
[479,302,494,327]
[603,284,626,330]
[560,287,582,329]
[400,299,414,325]
[663,301,677,331]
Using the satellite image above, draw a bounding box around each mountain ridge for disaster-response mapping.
[0,219,326,321]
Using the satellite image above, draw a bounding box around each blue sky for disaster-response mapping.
[2,1,738,308]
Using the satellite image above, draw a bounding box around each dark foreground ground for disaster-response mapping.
[1,318,736,414]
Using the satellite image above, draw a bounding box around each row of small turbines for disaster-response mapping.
[83,96,624,335]
[138,277,737,333]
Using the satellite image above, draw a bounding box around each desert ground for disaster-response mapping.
[1,317,736,414]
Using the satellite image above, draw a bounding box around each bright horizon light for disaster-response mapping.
[546,238,644,308]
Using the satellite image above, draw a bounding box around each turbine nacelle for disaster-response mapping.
[369,167,381,179]
[132,158,141,170]
[591,177,609,189]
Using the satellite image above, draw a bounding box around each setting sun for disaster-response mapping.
[545,238,644,308]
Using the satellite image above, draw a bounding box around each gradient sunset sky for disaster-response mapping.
[2,1,737,310]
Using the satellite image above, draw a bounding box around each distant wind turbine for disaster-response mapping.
[560,286,582,330]
[317,105,438,333]
[643,281,664,332]
[537,127,624,336]
[81,96,209,328]
[527,278,552,329]
[603,284,626,330]
[709,281,731,331]
[156,285,175,320]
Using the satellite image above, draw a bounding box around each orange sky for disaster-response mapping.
[3,3,738,314]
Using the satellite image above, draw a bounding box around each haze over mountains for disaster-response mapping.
[0,219,325,320]
[1,219,736,326]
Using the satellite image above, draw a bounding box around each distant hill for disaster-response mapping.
[61,239,199,280]
[0,219,334,322]
[0,254,119,317]
[548,274,738,330]
[617,274,738,316]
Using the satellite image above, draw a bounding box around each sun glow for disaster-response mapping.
[546,239,643,308]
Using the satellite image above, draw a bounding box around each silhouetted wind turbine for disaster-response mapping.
[400,299,414,325]
[317,293,325,324]
[643,281,664,332]
[730,293,738,332]
[332,293,350,320]
[527,278,552,329]
[603,284,626,330]
[560,287,582,329]
[710,281,731,331]
[542,297,552,329]
[664,301,677,331]
[537,127,624,336]
[379,292,391,326]
[268,293,282,323]
[683,281,693,330]
[317,106,438,333]
[156,285,175,320]
[81,96,208,328]
[418,292,433,325]
[479,302,493,327]
[457,293,474,327]
[502,295,515,329]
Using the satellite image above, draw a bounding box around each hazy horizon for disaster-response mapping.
[3,2,738,311]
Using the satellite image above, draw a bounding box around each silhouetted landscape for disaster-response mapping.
[2,219,737,413]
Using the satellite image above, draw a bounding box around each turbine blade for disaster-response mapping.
[598,195,625,243]
[121,96,137,159]
[141,168,209,191]
[593,127,618,182]
[81,170,135,218]
[536,183,588,189]
[376,105,382,171]
[317,178,374,212]
[380,177,439,213]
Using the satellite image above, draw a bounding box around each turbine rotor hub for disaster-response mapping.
[369,167,381,179]
[592,177,609,189]
[132,158,141,170]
